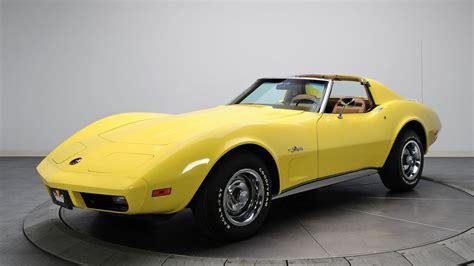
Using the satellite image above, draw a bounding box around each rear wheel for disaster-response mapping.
[192,151,272,241]
[380,129,424,192]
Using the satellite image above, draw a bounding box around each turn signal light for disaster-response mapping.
[152,188,172,197]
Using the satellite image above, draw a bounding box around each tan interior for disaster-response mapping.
[325,97,372,113]
[332,97,366,114]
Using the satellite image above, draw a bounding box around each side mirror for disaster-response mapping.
[337,98,355,119]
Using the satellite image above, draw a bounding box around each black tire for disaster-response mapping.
[192,151,272,241]
[380,129,424,192]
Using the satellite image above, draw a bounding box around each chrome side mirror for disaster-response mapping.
[337,98,355,119]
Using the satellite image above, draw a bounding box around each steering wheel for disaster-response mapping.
[290,94,319,109]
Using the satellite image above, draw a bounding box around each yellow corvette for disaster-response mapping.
[37,74,441,240]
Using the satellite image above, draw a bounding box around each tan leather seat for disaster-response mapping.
[332,97,366,114]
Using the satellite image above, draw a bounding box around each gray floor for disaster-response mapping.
[61,175,472,259]
[1,157,473,265]
[0,157,71,265]
[423,157,474,194]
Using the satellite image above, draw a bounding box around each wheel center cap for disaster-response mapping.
[238,190,249,204]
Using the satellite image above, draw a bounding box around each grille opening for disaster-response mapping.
[81,193,129,212]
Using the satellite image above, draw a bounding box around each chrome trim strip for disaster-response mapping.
[318,79,333,113]
[272,169,378,200]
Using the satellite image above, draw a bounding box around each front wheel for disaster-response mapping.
[380,129,424,192]
[192,151,272,241]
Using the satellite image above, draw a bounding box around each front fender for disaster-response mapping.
[139,126,281,214]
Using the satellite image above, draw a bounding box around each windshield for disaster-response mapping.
[232,79,329,111]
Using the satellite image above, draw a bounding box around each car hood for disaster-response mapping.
[100,105,303,145]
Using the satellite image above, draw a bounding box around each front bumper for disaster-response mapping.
[37,157,148,214]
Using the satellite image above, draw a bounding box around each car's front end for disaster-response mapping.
[37,104,305,216]
[36,110,214,215]
[37,134,182,214]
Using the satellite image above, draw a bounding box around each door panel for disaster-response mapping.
[317,111,390,178]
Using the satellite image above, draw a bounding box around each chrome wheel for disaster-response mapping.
[223,168,265,227]
[401,140,422,181]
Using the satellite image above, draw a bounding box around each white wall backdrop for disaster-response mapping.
[0,1,3,154]
[0,0,473,156]
[472,0,474,157]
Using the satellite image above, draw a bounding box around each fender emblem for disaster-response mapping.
[288,146,304,153]
[69,157,82,165]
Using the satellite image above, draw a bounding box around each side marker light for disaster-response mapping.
[152,188,172,197]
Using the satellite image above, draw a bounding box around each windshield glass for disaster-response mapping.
[232,79,328,111]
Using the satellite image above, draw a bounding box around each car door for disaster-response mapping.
[317,80,389,178]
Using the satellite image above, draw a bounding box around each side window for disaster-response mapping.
[331,81,368,98]
[324,81,373,114]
